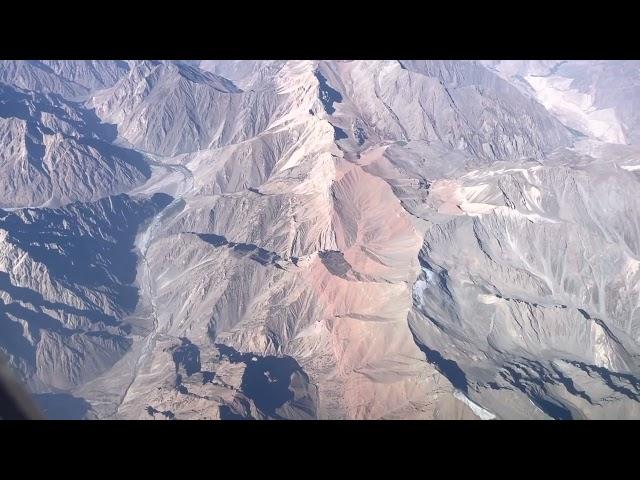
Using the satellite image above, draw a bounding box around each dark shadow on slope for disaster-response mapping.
[81,137,151,179]
[242,356,299,416]
[530,397,573,420]
[0,83,112,141]
[318,250,352,278]
[34,392,90,420]
[247,187,264,196]
[333,125,349,140]
[75,102,150,178]
[216,344,304,418]
[549,366,594,405]
[499,361,574,419]
[196,233,282,268]
[567,360,640,401]
[353,125,367,145]
[315,71,342,115]
[1,291,133,390]
[174,374,189,394]
[145,405,175,420]
[0,193,172,313]
[0,83,150,179]
[0,60,89,97]
[0,193,171,396]
[1,296,75,334]
[172,337,201,376]
[219,405,247,420]
[0,301,36,367]
[198,233,228,247]
[0,271,121,327]
[414,342,469,394]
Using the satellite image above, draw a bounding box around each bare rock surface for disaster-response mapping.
[1,60,639,419]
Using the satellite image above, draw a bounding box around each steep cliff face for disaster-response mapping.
[0,60,638,420]
[90,60,304,157]
[316,60,572,162]
[0,60,130,100]
[0,83,150,208]
[406,146,640,419]
[0,194,170,396]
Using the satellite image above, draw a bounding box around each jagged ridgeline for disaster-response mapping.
[0,60,639,420]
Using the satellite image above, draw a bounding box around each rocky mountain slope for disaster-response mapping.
[0,82,149,208]
[0,60,639,420]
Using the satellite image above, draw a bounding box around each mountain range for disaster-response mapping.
[1,59,639,419]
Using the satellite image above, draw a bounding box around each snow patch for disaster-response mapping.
[453,390,496,420]
[525,74,626,144]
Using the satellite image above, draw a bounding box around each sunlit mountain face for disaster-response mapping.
[1,60,639,420]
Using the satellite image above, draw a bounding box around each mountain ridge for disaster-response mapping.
[0,59,639,420]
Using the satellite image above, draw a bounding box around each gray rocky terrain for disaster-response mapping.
[0,60,639,420]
